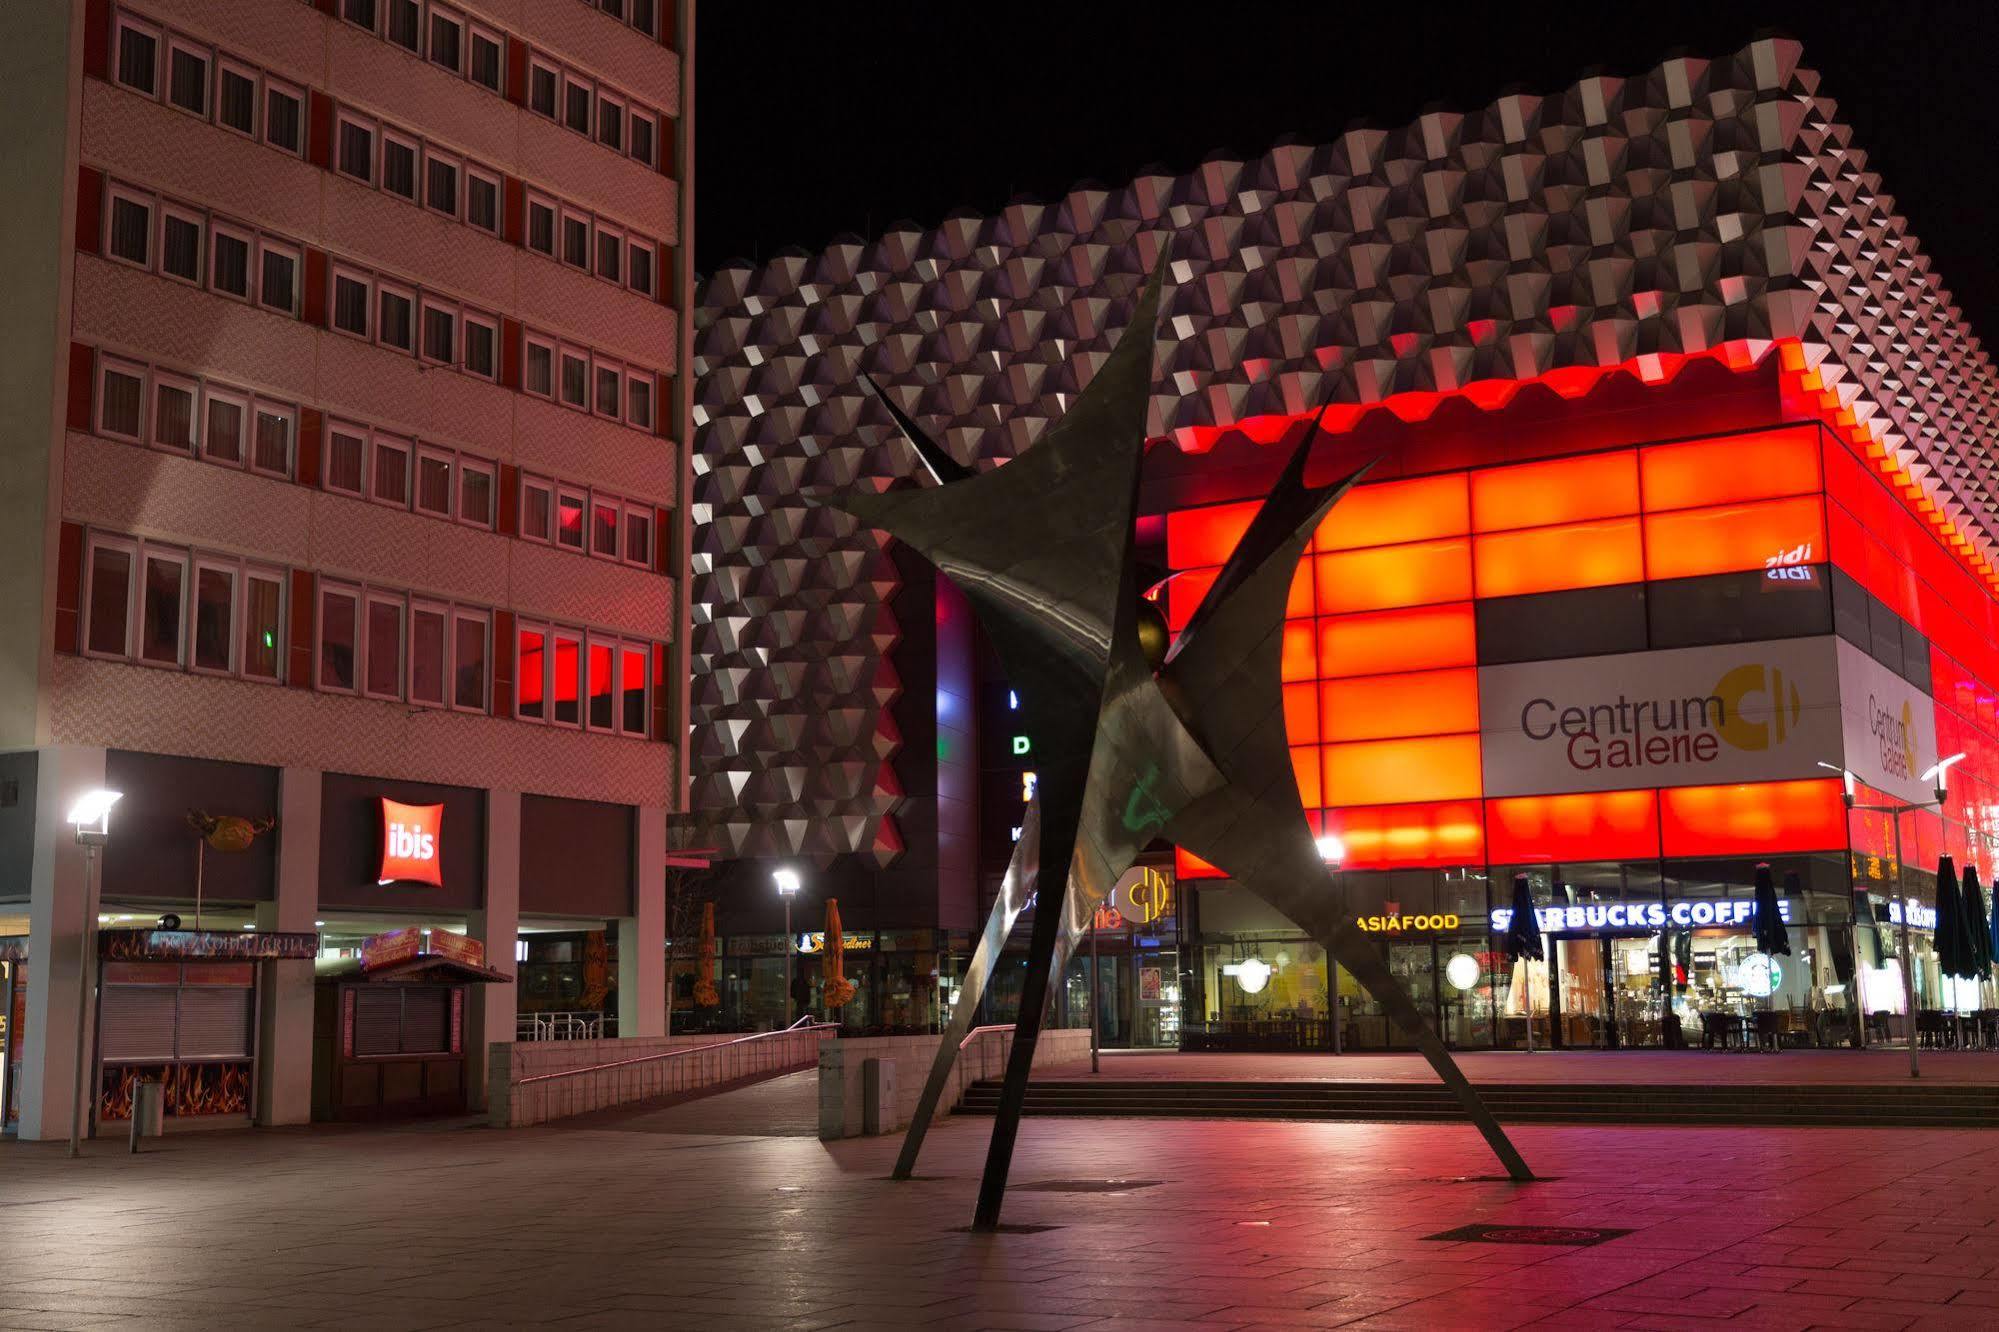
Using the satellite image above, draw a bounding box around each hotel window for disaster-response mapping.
[555,487,587,551]
[597,93,624,152]
[416,448,453,517]
[343,0,379,29]
[98,358,146,442]
[633,0,659,37]
[528,58,559,118]
[337,112,376,184]
[201,386,246,466]
[596,225,623,283]
[420,298,457,365]
[114,15,160,96]
[458,458,494,528]
[151,372,198,455]
[593,497,620,557]
[410,600,448,707]
[106,187,153,269]
[333,268,373,338]
[191,558,237,674]
[559,348,589,410]
[242,566,284,681]
[561,209,590,269]
[427,5,464,74]
[515,622,546,720]
[521,476,554,542]
[599,0,626,20]
[628,239,654,297]
[264,80,304,155]
[453,609,489,711]
[525,336,556,398]
[630,110,657,169]
[166,38,209,116]
[551,628,582,726]
[372,434,412,506]
[463,311,497,380]
[364,591,405,700]
[624,504,652,568]
[325,422,367,495]
[211,223,251,299]
[258,239,299,315]
[586,635,616,731]
[318,582,360,692]
[85,536,136,658]
[468,26,503,92]
[386,0,421,53]
[466,167,500,234]
[140,546,188,666]
[251,400,294,478]
[625,372,653,430]
[526,196,557,256]
[217,61,257,136]
[562,72,593,135]
[594,360,622,420]
[381,129,419,201]
[159,206,202,284]
[379,282,416,352]
[619,643,649,736]
[424,149,460,217]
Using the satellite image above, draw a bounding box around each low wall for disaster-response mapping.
[818,1026,1093,1140]
[490,1027,836,1128]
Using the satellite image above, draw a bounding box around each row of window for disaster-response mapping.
[98,178,665,422]
[81,530,662,738]
[327,0,665,169]
[112,9,664,304]
[88,349,665,570]
[580,0,666,42]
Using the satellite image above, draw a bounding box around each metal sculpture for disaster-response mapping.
[827,261,1530,1230]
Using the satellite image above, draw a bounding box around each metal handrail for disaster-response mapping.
[511,1016,840,1086]
[959,1023,1013,1050]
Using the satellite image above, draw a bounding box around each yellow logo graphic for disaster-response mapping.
[1711,663,1804,752]
[1900,699,1918,776]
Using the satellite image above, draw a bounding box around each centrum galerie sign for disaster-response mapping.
[1835,638,1938,808]
[1478,637,1842,797]
[377,798,443,886]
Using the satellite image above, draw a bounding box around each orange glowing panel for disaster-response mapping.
[1166,500,1259,570]
[1165,566,1219,631]
[1484,789,1661,864]
[1657,778,1848,857]
[1319,668,1479,744]
[1313,473,1470,552]
[1291,746,1322,808]
[1319,800,1486,870]
[1282,682,1321,745]
[1317,603,1476,678]
[1174,845,1225,880]
[1322,733,1482,807]
[1315,538,1472,614]
[1639,426,1822,512]
[1472,517,1643,598]
[1470,450,1640,532]
[1280,621,1318,683]
[1642,495,1826,582]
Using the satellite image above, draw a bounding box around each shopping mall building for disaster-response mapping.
[687,38,1999,1052]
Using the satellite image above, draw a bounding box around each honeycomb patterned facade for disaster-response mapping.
[689,38,1999,863]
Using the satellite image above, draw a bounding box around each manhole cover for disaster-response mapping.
[1014,1179,1163,1194]
[1429,1175,1562,1184]
[1426,1224,1631,1247]
[951,1223,1065,1234]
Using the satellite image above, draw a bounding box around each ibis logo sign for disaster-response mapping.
[1480,638,1842,797]
[378,798,443,886]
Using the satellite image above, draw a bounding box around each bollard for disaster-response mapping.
[128,1080,165,1153]
[863,1057,896,1135]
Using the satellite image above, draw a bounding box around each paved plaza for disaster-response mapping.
[1079,1048,1999,1084]
[8,1065,1999,1331]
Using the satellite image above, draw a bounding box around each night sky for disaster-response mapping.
[695,1,1999,337]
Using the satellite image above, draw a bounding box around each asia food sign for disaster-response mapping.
[378,798,443,886]
[1479,637,1841,797]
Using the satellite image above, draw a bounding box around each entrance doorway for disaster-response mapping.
[1546,933,1678,1049]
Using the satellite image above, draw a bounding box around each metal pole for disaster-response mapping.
[783,897,792,1026]
[1088,911,1100,1074]
[68,845,98,1159]
[1892,810,1918,1078]
[194,839,205,932]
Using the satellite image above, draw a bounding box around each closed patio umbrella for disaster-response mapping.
[1503,875,1543,1052]
[1753,863,1792,958]
[1963,864,1994,975]
[1934,855,1973,984]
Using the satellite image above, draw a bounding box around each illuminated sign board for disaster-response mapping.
[1490,899,1794,933]
[377,799,443,886]
[1885,899,1938,931]
[1835,639,1938,808]
[1356,912,1462,933]
[1478,637,1841,797]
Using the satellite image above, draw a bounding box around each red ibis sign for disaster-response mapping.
[377,799,443,886]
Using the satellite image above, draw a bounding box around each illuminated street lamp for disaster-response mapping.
[773,867,800,1024]
[1822,754,1964,1078]
[67,788,121,1158]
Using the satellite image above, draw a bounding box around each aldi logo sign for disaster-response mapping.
[378,798,443,886]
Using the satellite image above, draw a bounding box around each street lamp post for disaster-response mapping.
[773,868,799,1025]
[66,789,121,1159]
[1823,755,1963,1079]
[1317,834,1346,1054]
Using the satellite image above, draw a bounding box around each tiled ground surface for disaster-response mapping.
[7,1078,1999,1331]
[1070,1049,1999,1084]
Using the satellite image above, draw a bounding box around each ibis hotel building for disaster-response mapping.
[1,0,691,1138]
[690,38,1999,1053]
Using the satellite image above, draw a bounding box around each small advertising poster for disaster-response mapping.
[425,931,486,968]
[1139,966,1163,1002]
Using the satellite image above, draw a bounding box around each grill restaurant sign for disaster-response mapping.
[1834,638,1938,807]
[1479,637,1841,797]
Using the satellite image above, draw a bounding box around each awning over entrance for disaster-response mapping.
[316,955,510,984]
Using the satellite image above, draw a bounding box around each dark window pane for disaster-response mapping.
[334,275,370,335]
[254,408,292,475]
[593,504,619,556]
[631,115,655,167]
[528,204,555,254]
[327,429,366,492]
[320,591,357,690]
[428,15,461,71]
[1648,567,1833,650]
[153,382,195,451]
[109,196,151,265]
[339,122,374,181]
[344,0,378,28]
[597,99,623,151]
[524,486,552,540]
[588,640,614,729]
[218,68,255,133]
[455,618,487,709]
[380,290,414,349]
[562,216,588,267]
[101,369,144,437]
[383,138,416,198]
[1831,567,1872,650]
[517,626,545,719]
[426,157,457,213]
[374,445,409,503]
[557,494,585,549]
[621,649,647,733]
[417,455,451,514]
[1475,583,1648,665]
[470,34,502,90]
[626,511,651,565]
[168,48,207,115]
[243,577,282,680]
[213,232,250,296]
[597,232,621,281]
[1868,596,1904,672]
[387,0,419,51]
[265,88,302,152]
[117,27,157,94]
[595,366,621,417]
[367,599,403,697]
[564,81,591,134]
[88,548,132,655]
[465,321,495,377]
[633,0,658,34]
[468,176,498,231]
[204,397,243,463]
[526,343,553,395]
[627,377,652,429]
[561,354,588,407]
[140,555,184,665]
[194,566,233,671]
[460,468,493,525]
[260,250,296,313]
[422,306,455,362]
[530,66,557,117]
[629,244,653,295]
[1902,625,1932,693]
[162,214,200,281]
[410,608,446,705]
